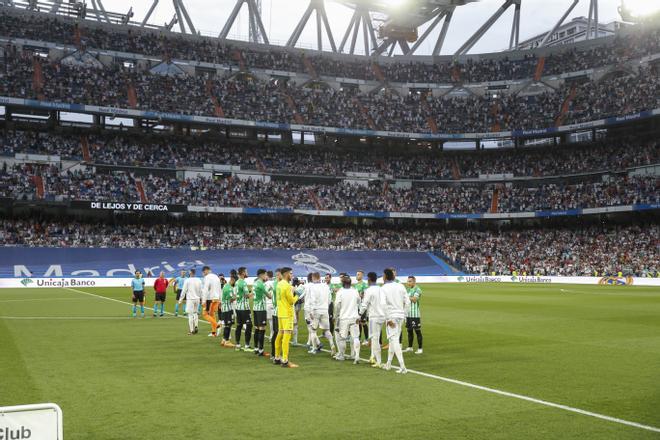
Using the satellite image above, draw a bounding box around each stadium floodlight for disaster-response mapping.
[622,0,660,17]
[380,0,409,10]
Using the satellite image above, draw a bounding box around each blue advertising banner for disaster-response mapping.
[343,210,390,218]
[0,248,458,278]
[435,213,484,220]
[534,209,582,218]
[633,203,660,211]
[242,207,294,215]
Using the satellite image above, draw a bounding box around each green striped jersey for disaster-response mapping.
[329,283,341,302]
[221,283,233,311]
[235,278,250,310]
[355,280,367,295]
[272,280,278,315]
[253,279,267,311]
[407,285,422,318]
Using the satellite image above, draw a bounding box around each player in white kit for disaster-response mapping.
[177,268,202,335]
[307,272,335,356]
[265,270,275,339]
[380,268,409,374]
[358,271,385,367]
[334,274,361,364]
[201,266,222,337]
[302,273,320,351]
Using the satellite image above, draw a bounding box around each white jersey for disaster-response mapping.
[180,277,202,301]
[265,280,274,312]
[202,273,221,301]
[360,285,385,320]
[335,287,360,321]
[308,282,331,314]
[303,283,314,312]
[381,281,409,320]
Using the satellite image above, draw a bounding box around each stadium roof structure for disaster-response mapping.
[2,0,605,56]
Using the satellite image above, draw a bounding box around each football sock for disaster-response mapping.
[415,329,423,349]
[245,323,253,347]
[140,305,145,314]
[235,325,242,345]
[408,329,414,348]
[389,337,405,369]
[223,326,231,341]
[160,303,164,314]
[337,337,346,357]
[372,336,382,364]
[274,332,283,359]
[311,331,320,349]
[353,337,360,360]
[132,305,136,315]
[174,303,179,314]
[252,329,259,349]
[282,333,291,362]
[323,330,334,349]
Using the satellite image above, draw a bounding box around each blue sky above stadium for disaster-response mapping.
[96,0,632,55]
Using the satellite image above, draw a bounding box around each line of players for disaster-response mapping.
[130,266,423,371]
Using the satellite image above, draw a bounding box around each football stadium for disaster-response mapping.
[0,0,659,438]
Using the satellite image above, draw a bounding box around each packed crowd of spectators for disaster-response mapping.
[2,45,658,133]
[1,10,659,83]
[0,219,656,277]
[497,176,658,212]
[441,225,658,277]
[1,129,657,179]
[2,163,656,213]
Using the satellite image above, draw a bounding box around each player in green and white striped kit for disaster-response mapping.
[234,267,253,352]
[354,270,369,346]
[404,275,423,354]
[252,269,269,356]
[220,272,236,348]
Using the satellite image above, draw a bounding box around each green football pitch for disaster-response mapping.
[1,284,659,439]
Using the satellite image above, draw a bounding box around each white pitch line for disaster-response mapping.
[63,287,660,434]
[407,369,660,433]
[65,287,175,315]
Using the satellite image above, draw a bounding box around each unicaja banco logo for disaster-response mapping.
[20,278,33,286]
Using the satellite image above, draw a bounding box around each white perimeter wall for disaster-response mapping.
[1,275,659,288]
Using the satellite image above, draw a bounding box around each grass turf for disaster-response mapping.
[1,283,659,439]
